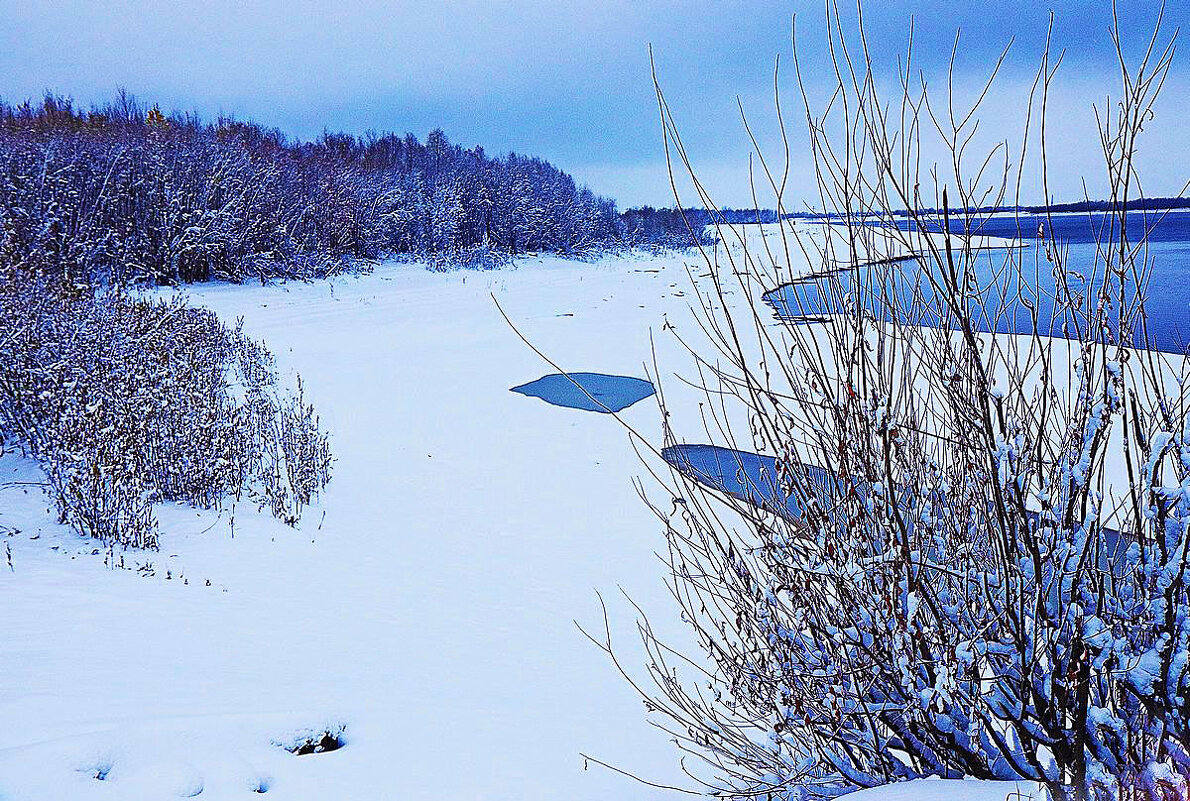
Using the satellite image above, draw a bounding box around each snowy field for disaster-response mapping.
[0,230,1040,800]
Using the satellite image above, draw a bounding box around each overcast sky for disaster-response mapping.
[3,1,1186,208]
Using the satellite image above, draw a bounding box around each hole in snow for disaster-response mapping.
[290,731,343,756]
[79,758,113,781]
[273,723,347,756]
[178,779,205,798]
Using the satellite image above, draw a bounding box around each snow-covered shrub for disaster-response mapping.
[609,11,1189,801]
[0,273,332,547]
[245,375,334,527]
[425,240,513,272]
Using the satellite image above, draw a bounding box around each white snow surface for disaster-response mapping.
[841,778,1042,801]
[0,253,731,800]
[0,242,1034,801]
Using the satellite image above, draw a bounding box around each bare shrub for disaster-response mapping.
[0,271,332,548]
[244,375,334,527]
[601,8,1190,801]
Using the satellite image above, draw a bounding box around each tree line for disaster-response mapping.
[621,206,779,250]
[0,93,628,284]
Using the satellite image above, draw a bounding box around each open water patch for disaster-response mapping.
[511,372,655,413]
[663,444,1129,565]
[766,212,1190,354]
[661,444,841,520]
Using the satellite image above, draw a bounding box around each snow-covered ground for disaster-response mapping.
[0,253,702,800]
[0,234,1037,801]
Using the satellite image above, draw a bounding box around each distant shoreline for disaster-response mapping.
[788,197,1190,220]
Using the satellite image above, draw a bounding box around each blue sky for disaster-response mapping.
[3,1,1186,208]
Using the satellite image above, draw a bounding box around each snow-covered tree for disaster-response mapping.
[0,94,625,284]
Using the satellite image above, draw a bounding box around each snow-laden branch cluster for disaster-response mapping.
[616,7,1188,801]
[0,273,332,548]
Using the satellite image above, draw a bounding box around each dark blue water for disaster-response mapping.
[662,444,842,520]
[662,444,1128,560]
[768,211,1190,353]
[888,209,1190,244]
[511,372,655,413]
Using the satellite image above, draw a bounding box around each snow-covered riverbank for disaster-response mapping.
[0,235,1046,801]
[0,253,716,799]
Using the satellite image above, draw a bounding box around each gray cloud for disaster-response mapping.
[2,1,1185,207]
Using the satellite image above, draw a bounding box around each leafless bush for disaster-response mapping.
[0,271,332,548]
[244,375,334,527]
[601,7,1190,801]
